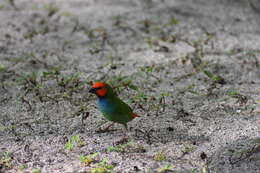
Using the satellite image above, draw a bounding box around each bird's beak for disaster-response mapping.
[89,88,97,94]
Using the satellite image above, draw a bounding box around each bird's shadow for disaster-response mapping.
[131,126,210,145]
[95,128,118,134]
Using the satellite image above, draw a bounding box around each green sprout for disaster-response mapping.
[227,90,240,96]
[0,152,13,169]
[157,165,175,173]
[44,3,59,17]
[90,158,115,173]
[107,141,145,153]
[181,146,196,155]
[169,17,179,25]
[154,149,167,161]
[18,164,28,170]
[203,70,225,84]
[32,169,41,173]
[80,153,99,166]
[90,167,108,173]
[64,134,86,150]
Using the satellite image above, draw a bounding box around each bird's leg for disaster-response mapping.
[96,122,114,133]
[122,124,129,139]
[116,124,129,144]
[123,123,128,132]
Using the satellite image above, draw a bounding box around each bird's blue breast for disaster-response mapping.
[97,97,115,115]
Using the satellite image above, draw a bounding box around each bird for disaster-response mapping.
[89,82,139,134]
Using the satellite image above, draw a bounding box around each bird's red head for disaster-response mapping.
[89,82,108,97]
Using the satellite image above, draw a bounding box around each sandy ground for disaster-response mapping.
[0,0,260,172]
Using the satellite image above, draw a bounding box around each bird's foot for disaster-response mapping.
[115,126,129,144]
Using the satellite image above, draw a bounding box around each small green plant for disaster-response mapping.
[0,64,6,72]
[98,158,115,170]
[61,11,73,17]
[227,90,240,96]
[110,79,139,92]
[169,17,179,25]
[32,169,41,173]
[80,153,99,166]
[90,167,108,173]
[44,3,59,17]
[132,91,149,103]
[0,152,13,169]
[157,165,175,173]
[0,4,5,9]
[8,57,26,63]
[191,168,199,173]
[127,83,139,91]
[0,125,17,132]
[177,84,197,96]
[64,134,86,150]
[90,158,115,173]
[106,143,129,153]
[154,149,167,161]
[58,73,81,89]
[181,146,196,155]
[18,164,28,170]
[107,141,145,153]
[138,19,153,33]
[64,141,73,150]
[16,71,38,86]
[153,91,172,115]
[203,70,225,84]
[226,90,248,106]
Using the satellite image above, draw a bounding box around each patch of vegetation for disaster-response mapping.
[202,70,226,96]
[154,149,167,161]
[139,65,160,81]
[16,68,89,111]
[227,90,240,96]
[227,90,248,106]
[190,168,199,173]
[64,134,86,150]
[181,146,196,156]
[107,141,146,153]
[80,153,99,166]
[177,84,198,96]
[168,17,179,25]
[32,169,41,173]
[0,152,13,170]
[0,64,6,72]
[44,3,59,17]
[0,125,17,133]
[18,164,28,171]
[157,165,175,173]
[152,91,171,116]
[0,4,5,9]
[203,70,225,84]
[90,167,107,173]
[90,158,115,173]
